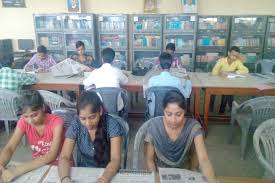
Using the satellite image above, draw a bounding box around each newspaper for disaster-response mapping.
[10,165,50,183]
[43,166,104,183]
[111,169,155,183]
[43,166,154,183]
[50,58,86,77]
[159,168,208,183]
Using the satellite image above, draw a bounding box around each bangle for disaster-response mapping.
[61,175,71,182]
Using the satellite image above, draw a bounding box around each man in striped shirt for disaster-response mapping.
[24,45,56,73]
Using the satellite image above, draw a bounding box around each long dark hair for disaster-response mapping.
[77,91,110,167]
[19,90,51,115]
[163,90,186,111]
[19,90,44,113]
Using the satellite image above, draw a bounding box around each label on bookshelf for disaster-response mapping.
[190,16,196,21]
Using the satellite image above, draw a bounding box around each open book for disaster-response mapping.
[50,58,86,77]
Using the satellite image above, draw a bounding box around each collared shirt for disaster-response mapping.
[83,63,128,89]
[0,67,38,92]
[65,114,124,167]
[24,53,57,72]
[212,57,249,75]
[148,71,192,98]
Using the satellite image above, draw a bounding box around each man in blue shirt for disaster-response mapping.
[148,52,192,98]
[147,52,192,116]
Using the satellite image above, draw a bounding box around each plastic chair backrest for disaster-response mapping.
[38,90,76,111]
[52,108,77,129]
[91,87,128,119]
[132,120,150,170]
[145,86,180,119]
[253,118,275,178]
[109,114,129,169]
[0,88,21,121]
[206,60,217,73]
[237,96,275,127]
[255,59,275,74]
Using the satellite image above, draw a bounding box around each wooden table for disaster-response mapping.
[30,72,85,97]
[219,176,275,183]
[195,73,275,130]
[28,71,204,123]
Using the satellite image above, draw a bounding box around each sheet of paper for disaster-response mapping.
[227,73,246,79]
[159,168,208,183]
[43,166,104,183]
[11,165,50,183]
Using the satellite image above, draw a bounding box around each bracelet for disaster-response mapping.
[60,175,71,182]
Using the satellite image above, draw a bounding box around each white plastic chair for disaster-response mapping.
[253,118,275,180]
[0,88,21,135]
[132,120,150,170]
[38,90,76,111]
[109,114,129,169]
[255,59,275,74]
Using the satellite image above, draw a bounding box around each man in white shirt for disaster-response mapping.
[83,47,128,89]
[83,48,128,110]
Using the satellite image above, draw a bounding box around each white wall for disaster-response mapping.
[0,0,274,51]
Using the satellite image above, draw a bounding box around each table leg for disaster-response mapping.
[76,85,84,98]
[193,87,200,120]
[203,88,211,131]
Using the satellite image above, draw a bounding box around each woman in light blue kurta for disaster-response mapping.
[58,91,123,183]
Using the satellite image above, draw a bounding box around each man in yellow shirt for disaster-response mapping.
[212,46,249,113]
[212,46,248,76]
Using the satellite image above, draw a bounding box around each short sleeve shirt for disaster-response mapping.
[17,114,64,161]
[65,114,124,167]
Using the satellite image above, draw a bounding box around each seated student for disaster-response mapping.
[148,52,192,99]
[83,47,128,89]
[58,91,123,183]
[155,43,182,69]
[83,48,128,111]
[24,45,56,73]
[70,41,96,71]
[212,46,249,113]
[145,90,218,183]
[0,91,64,182]
[0,59,37,93]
